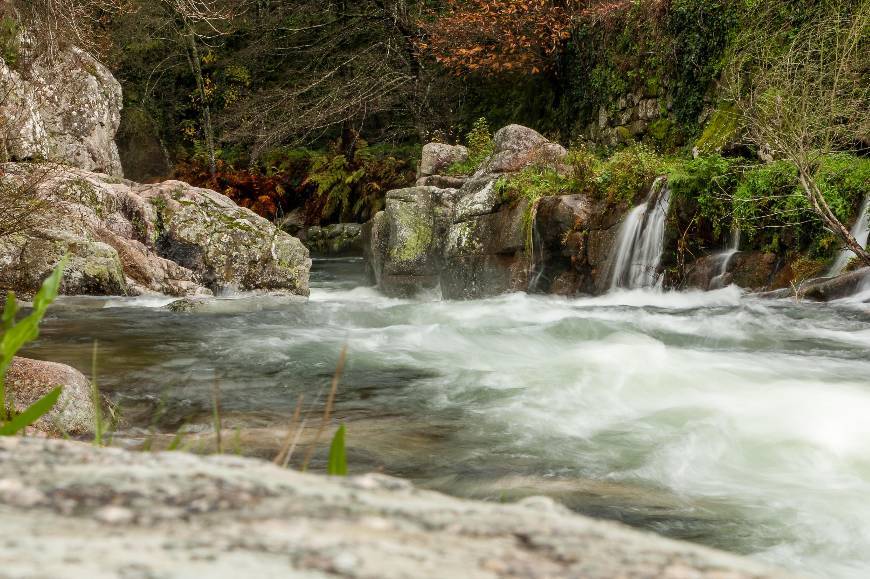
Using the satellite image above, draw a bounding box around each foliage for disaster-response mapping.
[668,154,739,240]
[418,0,578,75]
[727,0,870,264]
[0,258,66,434]
[596,144,664,205]
[733,155,868,257]
[176,139,416,225]
[448,118,494,175]
[327,424,347,476]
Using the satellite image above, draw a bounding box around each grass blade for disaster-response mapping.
[301,344,347,472]
[327,423,347,476]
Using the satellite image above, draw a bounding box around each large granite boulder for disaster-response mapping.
[418,143,468,178]
[0,437,790,578]
[0,43,123,176]
[4,357,97,436]
[0,165,310,298]
[476,124,567,176]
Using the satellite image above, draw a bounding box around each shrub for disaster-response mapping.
[596,144,664,205]
[448,117,494,175]
[668,154,739,240]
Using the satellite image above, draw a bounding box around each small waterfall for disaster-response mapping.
[828,195,870,277]
[709,229,741,290]
[609,177,672,290]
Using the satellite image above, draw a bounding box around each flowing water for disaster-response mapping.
[609,177,673,289]
[22,257,870,578]
[829,195,870,277]
[710,229,741,290]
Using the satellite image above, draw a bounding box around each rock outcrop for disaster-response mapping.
[4,357,97,436]
[0,437,789,578]
[365,125,585,299]
[0,44,123,176]
[0,164,311,298]
[301,223,364,256]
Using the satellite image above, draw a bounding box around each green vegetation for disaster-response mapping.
[448,118,494,175]
[0,258,66,435]
[327,424,347,476]
[0,17,19,68]
[596,145,664,206]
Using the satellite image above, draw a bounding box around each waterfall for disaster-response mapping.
[609,177,672,290]
[709,229,741,290]
[828,195,870,277]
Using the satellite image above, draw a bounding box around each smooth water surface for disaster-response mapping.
[24,257,870,578]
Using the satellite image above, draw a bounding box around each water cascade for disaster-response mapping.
[828,195,870,277]
[609,177,672,290]
[709,229,741,289]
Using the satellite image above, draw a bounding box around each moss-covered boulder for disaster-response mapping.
[0,165,311,298]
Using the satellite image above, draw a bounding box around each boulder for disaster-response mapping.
[0,43,123,176]
[0,437,790,578]
[477,125,567,176]
[302,223,364,256]
[4,357,97,436]
[418,143,468,177]
[0,165,310,298]
[797,268,870,302]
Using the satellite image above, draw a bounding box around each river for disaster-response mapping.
[23,257,870,578]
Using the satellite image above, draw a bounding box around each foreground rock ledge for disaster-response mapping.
[0,439,789,579]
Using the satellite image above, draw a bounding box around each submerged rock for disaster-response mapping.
[0,165,311,298]
[4,357,97,436]
[0,437,789,578]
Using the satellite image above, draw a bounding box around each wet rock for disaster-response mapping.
[4,357,97,436]
[0,42,122,176]
[418,143,468,177]
[0,437,791,578]
[165,295,306,314]
[729,252,779,290]
[796,268,870,301]
[0,165,311,298]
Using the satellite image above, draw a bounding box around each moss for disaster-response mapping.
[694,105,740,154]
[391,218,433,263]
[615,126,633,144]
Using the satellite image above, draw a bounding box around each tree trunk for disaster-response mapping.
[184,28,217,177]
[799,170,870,267]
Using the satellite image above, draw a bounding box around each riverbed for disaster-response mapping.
[24,257,870,578]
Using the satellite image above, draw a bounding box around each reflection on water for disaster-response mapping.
[22,257,870,578]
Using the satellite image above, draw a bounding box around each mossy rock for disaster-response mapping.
[694,106,740,154]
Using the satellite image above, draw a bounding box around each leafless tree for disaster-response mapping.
[727,0,870,266]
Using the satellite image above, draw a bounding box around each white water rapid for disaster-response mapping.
[24,258,870,579]
[609,177,672,290]
[828,195,870,276]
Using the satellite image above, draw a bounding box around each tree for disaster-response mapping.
[728,0,870,266]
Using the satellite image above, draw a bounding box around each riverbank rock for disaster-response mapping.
[0,164,311,298]
[0,42,122,176]
[0,437,790,578]
[4,357,97,436]
[301,223,364,256]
